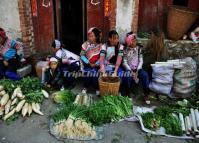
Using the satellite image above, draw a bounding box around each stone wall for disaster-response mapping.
[138,39,199,83]
[0,0,35,57]
[0,0,22,39]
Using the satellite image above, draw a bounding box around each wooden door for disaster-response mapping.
[32,0,55,54]
[87,0,110,42]
[138,0,171,33]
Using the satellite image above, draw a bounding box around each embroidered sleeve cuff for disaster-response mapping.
[80,56,89,64]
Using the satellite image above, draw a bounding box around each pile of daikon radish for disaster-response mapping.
[179,108,199,138]
[0,85,49,121]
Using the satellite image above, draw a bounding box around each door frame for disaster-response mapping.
[53,0,87,42]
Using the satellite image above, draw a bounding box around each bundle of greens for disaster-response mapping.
[88,95,133,126]
[53,90,76,104]
[0,77,42,95]
[0,77,48,121]
[19,77,41,94]
[52,104,77,123]
[0,79,18,95]
[141,112,161,130]
[161,114,183,136]
[51,95,133,139]
[141,106,183,136]
[25,92,44,103]
[52,95,133,126]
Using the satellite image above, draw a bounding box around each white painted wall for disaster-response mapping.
[0,0,22,39]
[116,0,135,43]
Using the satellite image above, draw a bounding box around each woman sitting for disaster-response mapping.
[80,27,102,94]
[123,32,150,104]
[100,30,124,77]
[0,28,22,80]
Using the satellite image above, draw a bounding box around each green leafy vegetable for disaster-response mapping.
[88,95,133,126]
[52,95,133,126]
[141,112,161,130]
[25,91,44,103]
[161,114,183,136]
[142,106,183,136]
[52,104,76,123]
[53,90,76,104]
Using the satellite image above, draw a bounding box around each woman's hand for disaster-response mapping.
[112,71,117,77]
[90,63,96,68]
[3,61,8,66]
[102,72,107,77]
[132,70,139,83]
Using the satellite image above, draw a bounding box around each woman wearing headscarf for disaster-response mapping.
[0,28,21,80]
[123,32,150,104]
[80,27,102,94]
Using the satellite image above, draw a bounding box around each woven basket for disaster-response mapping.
[99,76,120,96]
[167,6,199,40]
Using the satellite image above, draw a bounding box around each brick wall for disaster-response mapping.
[18,0,35,57]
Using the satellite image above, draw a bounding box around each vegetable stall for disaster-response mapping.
[1,76,199,141]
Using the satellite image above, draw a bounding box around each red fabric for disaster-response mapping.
[0,28,6,38]
[89,54,99,64]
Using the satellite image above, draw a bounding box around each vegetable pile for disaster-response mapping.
[88,95,133,126]
[51,93,133,139]
[141,104,199,137]
[0,77,49,121]
[53,90,75,105]
[141,108,183,136]
[51,90,95,139]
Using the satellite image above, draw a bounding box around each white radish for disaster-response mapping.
[35,103,41,110]
[74,95,80,104]
[42,90,49,98]
[3,108,16,120]
[10,105,14,111]
[11,92,16,100]
[82,95,88,106]
[190,108,199,133]
[32,102,44,115]
[11,98,18,106]
[185,117,190,135]
[5,100,11,114]
[179,113,186,132]
[0,86,4,91]
[186,116,192,132]
[16,100,26,112]
[0,94,9,106]
[0,106,5,116]
[0,90,6,96]
[194,109,199,129]
[13,87,23,99]
[17,93,24,99]
[11,87,21,99]
[22,103,29,117]
[28,104,32,116]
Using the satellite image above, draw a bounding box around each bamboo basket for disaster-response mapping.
[167,6,199,40]
[99,76,120,96]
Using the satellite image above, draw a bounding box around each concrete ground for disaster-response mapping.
[0,83,198,143]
